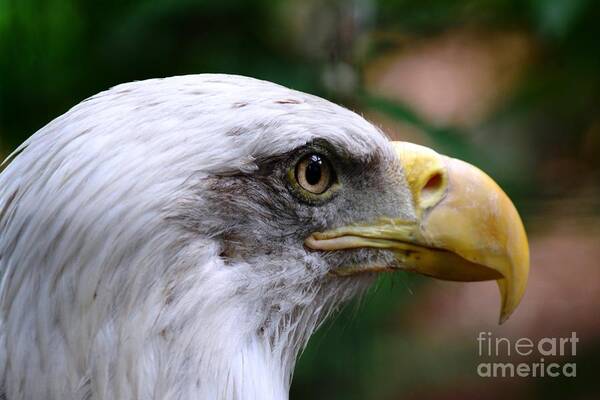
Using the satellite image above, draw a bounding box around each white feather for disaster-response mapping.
[0,74,391,399]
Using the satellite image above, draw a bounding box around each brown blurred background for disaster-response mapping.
[1,0,599,399]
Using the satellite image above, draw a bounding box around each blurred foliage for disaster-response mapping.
[1,0,599,399]
[0,0,324,151]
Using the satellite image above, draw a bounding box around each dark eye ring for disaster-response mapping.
[295,153,334,194]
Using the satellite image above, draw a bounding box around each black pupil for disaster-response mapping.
[305,155,323,185]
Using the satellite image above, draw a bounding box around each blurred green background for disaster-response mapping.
[1,0,599,399]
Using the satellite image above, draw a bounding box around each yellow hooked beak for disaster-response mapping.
[305,142,529,323]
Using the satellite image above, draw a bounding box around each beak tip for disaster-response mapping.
[498,311,510,325]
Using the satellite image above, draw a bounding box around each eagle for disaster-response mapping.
[0,74,528,400]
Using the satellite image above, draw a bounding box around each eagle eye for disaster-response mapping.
[295,153,334,195]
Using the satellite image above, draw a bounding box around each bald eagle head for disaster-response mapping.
[0,74,528,400]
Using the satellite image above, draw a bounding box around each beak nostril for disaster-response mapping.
[418,171,445,208]
[422,172,443,196]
